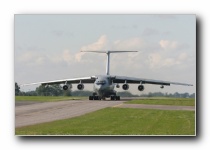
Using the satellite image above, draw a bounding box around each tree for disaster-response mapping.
[182,92,190,98]
[63,90,72,96]
[15,82,20,96]
[189,93,195,98]
[117,91,139,97]
[71,90,92,96]
[35,84,71,96]
[36,85,46,96]
[173,92,180,98]
[49,85,63,96]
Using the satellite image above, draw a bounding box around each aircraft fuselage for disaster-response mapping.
[93,75,115,98]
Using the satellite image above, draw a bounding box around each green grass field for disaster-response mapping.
[16,107,195,135]
[15,96,86,102]
[125,98,195,106]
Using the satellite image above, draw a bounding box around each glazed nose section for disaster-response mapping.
[95,79,107,90]
[96,84,105,90]
[98,85,102,90]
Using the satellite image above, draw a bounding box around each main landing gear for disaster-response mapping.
[89,95,120,101]
[89,93,102,100]
[110,95,120,100]
[89,95,101,100]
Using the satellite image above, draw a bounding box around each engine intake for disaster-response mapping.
[77,84,84,90]
[63,85,68,90]
[63,84,72,91]
[122,84,129,90]
[138,85,144,91]
[116,84,120,88]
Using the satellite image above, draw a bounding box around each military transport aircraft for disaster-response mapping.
[22,50,193,100]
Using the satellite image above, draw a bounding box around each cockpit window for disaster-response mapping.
[96,80,106,85]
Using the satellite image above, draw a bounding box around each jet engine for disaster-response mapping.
[63,85,68,90]
[160,85,164,89]
[116,84,120,88]
[63,84,72,90]
[138,85,144,91]
[77,83,84,90]
[122,84,129,90]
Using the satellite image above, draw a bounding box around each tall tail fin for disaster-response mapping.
[81,50,138,75]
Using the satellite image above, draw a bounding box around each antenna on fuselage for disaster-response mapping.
[81,50,138,75]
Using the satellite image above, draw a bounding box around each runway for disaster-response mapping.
[15,98,195,128]
[15,100,123,128]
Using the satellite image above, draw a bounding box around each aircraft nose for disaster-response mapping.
[97,85,104,90]
[98,85,102,89]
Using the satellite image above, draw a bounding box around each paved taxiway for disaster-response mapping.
[15,100,123,127]
[15,98,195,128]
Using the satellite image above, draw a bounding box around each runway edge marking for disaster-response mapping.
[112,103,123,108]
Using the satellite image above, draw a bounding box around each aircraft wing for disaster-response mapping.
[112,75,193,86]
[21,76,96,86]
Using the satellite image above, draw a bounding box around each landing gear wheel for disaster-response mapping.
[116,96,120,100]
[89,96,93,100]
[111,96,120,101]
[94,96,98,100]
[110,96,116,100]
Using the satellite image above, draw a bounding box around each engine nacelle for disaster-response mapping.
[138,85,144,91]
[116,84,120,88]
[62,84,72,91]
[63,85,68,90]
[160,85,164,89]
[122,84,129,90]
[77,84,84,90]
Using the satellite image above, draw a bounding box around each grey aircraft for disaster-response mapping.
[22,51,193,100]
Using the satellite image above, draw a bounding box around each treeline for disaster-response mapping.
[116,91,195,98]
[15,82,92,96]
[15,82,195,98]
[140,92,195,98]
[16,83,72,96]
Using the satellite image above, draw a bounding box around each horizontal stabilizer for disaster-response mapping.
[81,50,138,53]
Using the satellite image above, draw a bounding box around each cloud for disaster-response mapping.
[159,40,178,50]
[178,52,188,61]
[162,58,180,67]
[147,53,162,68]
[74,36,146,64]
[61,49,74,64]
[143,39,191,69]
[17,36,191,76]
[159,39,190,53]
[113,37,145,51]
[17,51,35,62]
[81,35,108,51]
[147,53,184,69]
[75,35,108,62]
[17,51,47,65]
[17,35,109,67]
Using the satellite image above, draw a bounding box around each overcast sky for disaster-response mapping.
[15,14,196,95]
